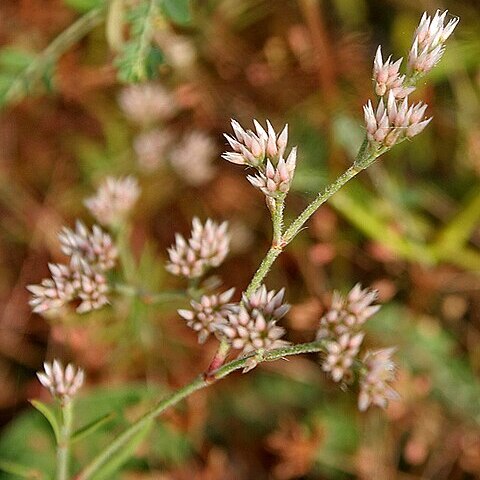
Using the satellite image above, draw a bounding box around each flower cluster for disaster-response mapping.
[134,128,174,171]
[317,284,398,410]
[84,176,140,227]
[118,83,177,125]
[28,222,117,314]
[363,92,431,147]
[215,286,290,370]
[37,359,85,403]
[170,131,217,186]
[316,283,379,340]
[358,348,399,411]
[317,284,379,382]
[408,10,459,75]
[364,10,457,152]
[178,288,235,343]
[223,120,296,198]
[166,217,230,279]
[59,222,117,271]
[373,47,415,99]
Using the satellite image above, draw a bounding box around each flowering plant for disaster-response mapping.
[19,8,460,480]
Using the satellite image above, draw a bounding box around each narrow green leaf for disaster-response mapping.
[160,0,191,25]
[0,47,35,72]
[433,188,480,255]
[29,400,60,443]
[0,458,45,479]
[115,0,161,82]
[63,0,104,13]
[70,413,115,444]
[87,420,153,480]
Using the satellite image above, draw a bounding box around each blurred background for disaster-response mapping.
[1,0,480,478]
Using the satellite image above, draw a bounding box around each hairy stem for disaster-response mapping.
[244,246,283,297]
[76,340,326,480]
[272,197,285,246]
[1,6,106,108]
[244,138,375,296]
[57,400,74,480]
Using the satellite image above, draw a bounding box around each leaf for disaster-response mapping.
[70,413,116,444]
[63,0,104,13]
[115,0,164,83]
[29,400,60,444]
[160,0,192,25]
[0,459,45,479]
[0,6,106,108]
[87,421,153,480]
[0,47,35,73]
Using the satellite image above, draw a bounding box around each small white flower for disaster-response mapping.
[37,359,85,402]
[84,176,140,227]
[118,83,177,125]
[358,348,399,411]
[408,10,459,75]
[166,218,230,279]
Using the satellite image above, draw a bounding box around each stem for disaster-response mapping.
[57,400,74,480]
[244,246,283,297]
[76,340,327,480]
[244,138,375,296]
[284,163,364,244]
[272,197,285,246]
[0,5,106,108]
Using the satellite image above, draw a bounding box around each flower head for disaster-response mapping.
[222,119,288,168]
[58,221,117,272]
[408,10,459,75]
[317,284,380,383]
[118,83,177,125]
[214,285,290,370]
[134,129,173,172]
[317,283,380,340]
[71,259,110,314]
[84,176,140,227]
[358,348,399,411]
[37,359,85,402]
[178,288,235,344]
[363,92,432,148]
[170,131,217,186]
[322,332,364,383]
[28,222,116,315]
[373,46,415,98]
[27,263,75,314]
[247,147,297,198]
[166,218,230,279]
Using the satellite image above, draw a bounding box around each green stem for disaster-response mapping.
[271,197,285,246]
[244,138,375,296]
[244,246,283,297]
[75,340,326,480]
[57,400,74,480]
[0,5,106,108]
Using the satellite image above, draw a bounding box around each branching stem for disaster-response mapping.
[75,340,327,480]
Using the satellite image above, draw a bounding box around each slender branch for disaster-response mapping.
[243,138,376,297]
[57,400,74,480]
[75,340,327,480]
[244,246,283,297]
[0,5,107,108]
